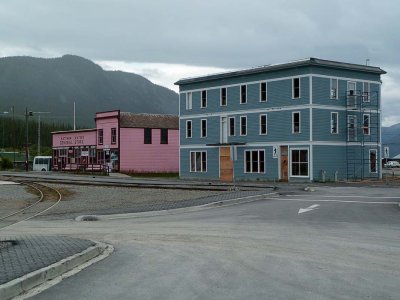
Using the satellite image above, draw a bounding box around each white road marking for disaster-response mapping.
[269,197,398,205]
[289,195,400,199]
[298,204,320,214]
[0,180,19,185]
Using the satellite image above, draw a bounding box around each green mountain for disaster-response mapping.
[0,55,179,127]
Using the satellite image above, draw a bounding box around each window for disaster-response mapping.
[363,82,370,102]
[240,116,247,136]
[363,114,370,135]
[292,112,301,133]
[161,128,168,144]
[260,82,267,102]
[190,151,207,172]
[369,149,377,173]
[111,128,117,144]
[201,90,207,108]
[144,128,152,144]
[186,120,192,138]
[348,115,357,141]
[229,117,235,136]
[245,150,265,173]
[186,92,192,110]
[331,112,338,134]
[292,78,300,99]
[291,149,309,177]
[348,81,356,96]
[220,88,227,106]
[259,114,267,135]
[240,85,247,104]
[201,119,207,138]
[330,78,338,99]
[98,129,103,145]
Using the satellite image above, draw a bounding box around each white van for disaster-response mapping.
[33,156,52,171]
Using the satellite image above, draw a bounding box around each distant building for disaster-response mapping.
[52,110,179,173]
[175,58,386,182]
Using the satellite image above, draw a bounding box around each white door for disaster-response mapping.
[221,117,228,143]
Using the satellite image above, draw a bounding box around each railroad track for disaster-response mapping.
[0,181,62,230]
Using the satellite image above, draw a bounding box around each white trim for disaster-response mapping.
[189,150,207,173]
[309,144,313,181]
[179,141,382,149]
[259,114,267,135]
[201,90,207,108]
[185,92,193,110]
[180,74,381,94]
[292,77,301,99]
[220,87,227,106]
[260,81,267,102]
[309,75,313,142]
[244,149,266,174]
[240,84,247,104]
[220,115,228,143]
[369,149,378,173]
[185,120,192,138]
[179,104,379,120]
[228,116,235,136]
[292,111,301,134]
[290,147,309,178]
[330,78,339,100]
[363,113,370,135]
[363,82,370,102]
[200,119,207,138]
[240,115,247,136]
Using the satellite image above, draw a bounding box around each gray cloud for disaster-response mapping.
[0,0,399,124]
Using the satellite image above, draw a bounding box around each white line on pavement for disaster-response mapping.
[268,197,398,205]
[289,195,400,199]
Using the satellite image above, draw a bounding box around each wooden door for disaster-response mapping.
[280,146,288,181]
[220,147,233,182]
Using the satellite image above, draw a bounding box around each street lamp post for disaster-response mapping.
[1,111,9,149]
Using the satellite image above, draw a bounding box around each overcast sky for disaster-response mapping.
[0,0,399,126]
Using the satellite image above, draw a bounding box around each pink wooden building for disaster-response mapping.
[52,110,179,173]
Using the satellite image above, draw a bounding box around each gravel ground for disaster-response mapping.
[37,183,227,219]
[0,185,38,217]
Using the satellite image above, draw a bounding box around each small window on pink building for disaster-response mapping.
[98,129,103,145]
[160,128,168,144]
[144,128,152,144]
[111,128,117,144]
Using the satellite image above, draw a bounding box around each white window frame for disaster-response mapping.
[363,114,370,135]
[229,116,235,136]
[244,149,265,173]
[190,151,207,173]
[331,112,339,134]
[186,92,192,110]
[240,116,247,136]
[186,120,192,138]
[292,111,301,134]
[363,82,370,102]
[240,85,247,104]
[259,114,267,135]
[290,148,309,177]
[292,77,300,99]
[347,81,356,96]
[330,78,338,100]
[260,82,267,102]
[220,87,227,106]
[369,149,377,173]
[201,90,207,108]
[200,119,207,138]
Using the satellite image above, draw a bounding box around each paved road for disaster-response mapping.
[3,185,400,300]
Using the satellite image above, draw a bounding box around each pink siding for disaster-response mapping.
[120,128,179,172]
[96,114,119,149]
[53,130,96,147]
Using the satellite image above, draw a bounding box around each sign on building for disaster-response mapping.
[272,146,278,158]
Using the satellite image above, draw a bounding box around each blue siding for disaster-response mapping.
[179,148,220,180]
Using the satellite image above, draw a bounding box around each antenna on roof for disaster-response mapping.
[366,58,370,66]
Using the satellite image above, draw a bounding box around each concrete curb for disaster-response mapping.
[90,191,278,221]
[0,241,109,300]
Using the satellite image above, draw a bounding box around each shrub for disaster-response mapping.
[0,157,13,170]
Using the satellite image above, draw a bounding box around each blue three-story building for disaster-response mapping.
[175,58,386,182]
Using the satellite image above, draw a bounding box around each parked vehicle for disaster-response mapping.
[384,161,400,168]
[33,156,52,171]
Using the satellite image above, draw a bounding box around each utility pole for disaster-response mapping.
[32,111,50,156]
[12,106,15,167]
[25,108,33,171]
